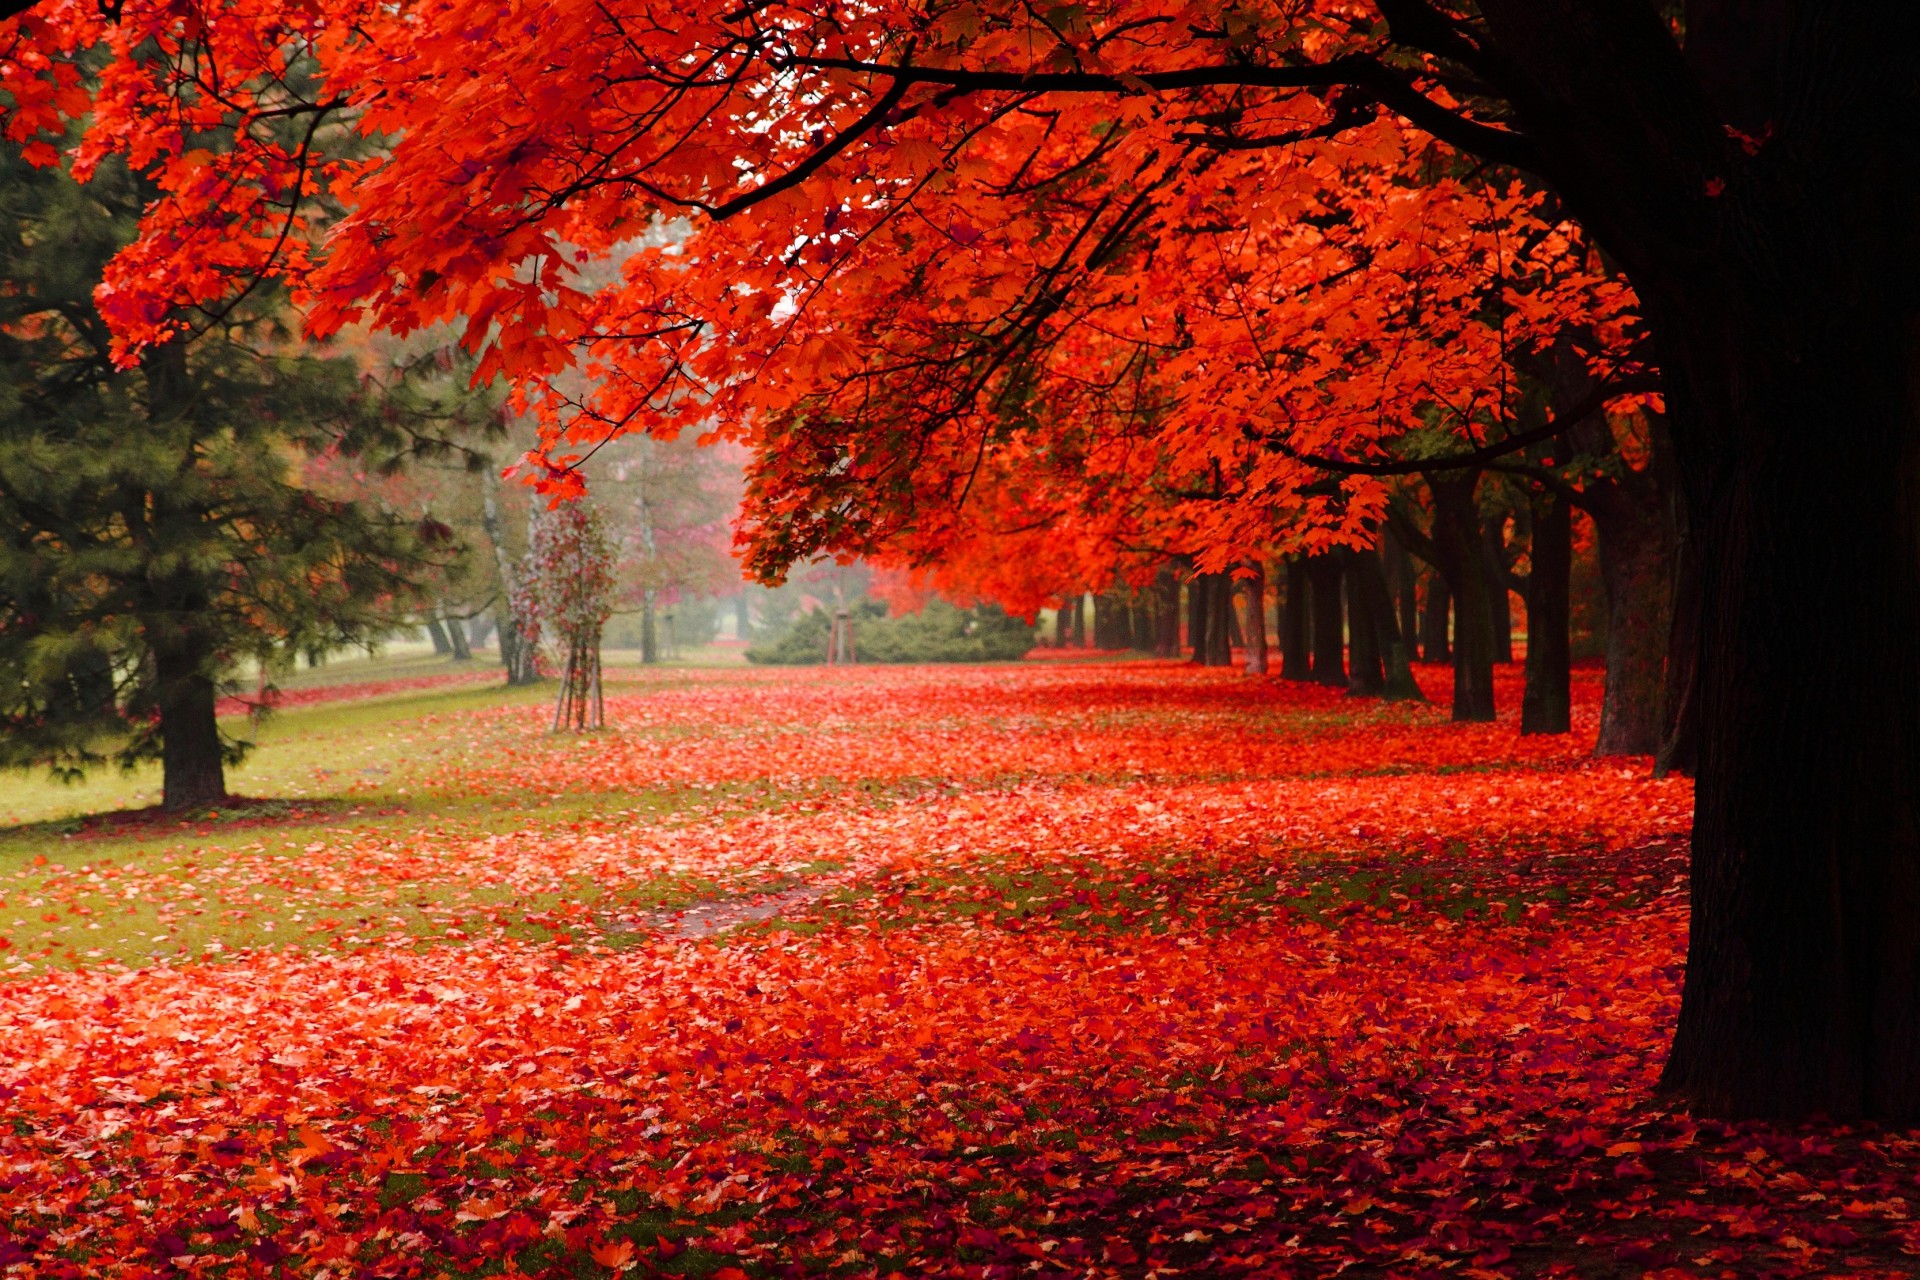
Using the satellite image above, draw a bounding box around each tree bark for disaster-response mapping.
[445,610,473,661]
[1383,528,1420,654]
[1306,553,1346,688]
[1186,574,1207,663]
[1153,566,1181,657]
[1424,472,1496,721]
[1482,512,1516,665]
[1350,543,1425,703]
[1657,518,1701,777]
[424,614,453,656]
[154,636,225,811]
[1343,549,1385,697]
[1130,593,1155,653]
[1588,477,1675,756]
[1213,576,1238,665]
[1420,573,1451,665]
[1241,563,1268,675]
[480,470,540,686]
[1521,489,1572,735]
[1280,557,1312,680]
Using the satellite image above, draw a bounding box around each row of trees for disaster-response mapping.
[3,0,1908,1117]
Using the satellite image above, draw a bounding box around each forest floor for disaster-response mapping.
[0,658,1914,1278]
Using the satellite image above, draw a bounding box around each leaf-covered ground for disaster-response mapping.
[1,660,1915,1278]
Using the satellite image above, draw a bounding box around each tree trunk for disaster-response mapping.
[1153,566,1181,657]
[642,591,659,664]
[1657,518,1701,778]
[1186,575,1207,663]
[1306,553,1345,688]
[154,640,225,811]
[480,471,540,686]
[1521,489,1572,735]
[424,614,453,656]
[1241,563,1268,675]
[1470,0,1920,1121]
[1420,573,1451,664]
[1588,478,1675,756]
[1068,592,1086,648]
[734,594,752,642]
[1343,549,1385,697]
[1383,529,1420,654]
[1207,573,1234,666]
[1349,543,1424,702]
[445,611,473,661]
[1426,472,1496,722]
[1280,557,1312,680]
[1659,318,1920,1119]
[1130,593,1155,653]
[1482,513,1515,665]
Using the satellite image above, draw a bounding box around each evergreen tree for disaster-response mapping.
[0,144,442,810]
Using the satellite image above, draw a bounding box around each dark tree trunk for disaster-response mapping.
[1343,549,1384,697]
[1425,472,1496,721]
[1186,575,1207,663]
[1306,553,1345,687]
[425,614,453,656]
[154,639,225,811]
[1280,557,1312,680]
[1213,576,1238,665]
[1588,474,1676,756]
[1153,566,1181,657]
[1448,0,1920,1119]
[1068,592,1086,648]
[1350,543,1424,702]
[1241,563,1268,675]
[479,472,540,687]
[1384,529,1420,653]
[1657,518,1701,777]
[641,592,659,664]
[1482,513,1515,665]
[446,612,473,661]
[1420,573,1451,665]
[1521,489,1572,735]
[1130,594,1155,653]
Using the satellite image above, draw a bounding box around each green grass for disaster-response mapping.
[0,654,805,973]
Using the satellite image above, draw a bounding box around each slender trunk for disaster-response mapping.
[1153,566,1181,657]
[1350,544,1423,702]
[642,591,659,664]
[1068,592,1086,648]
[1053,599,1070,647]
[1420,573,1452,664]
[425,614,453,656]
[446,612,473,661]
[1343,549,1385,697]
[1241,563,1268,675]
[1280,557,1312,681]
[734,594,752,642]
[1589,477,1675,756]
[480,471,540,686]
[1657,518,1701,777]
[1187,575,1207,663]
[1384,529,1420,654]
[1521,489,1573,735]
[1483,514,1515,665]
[1207,573,1234,666]
[155,638,225,811]
[1306,553,1346,688]
[468,614,495,650]
[1130,594,1155,653]
[1427,472,1496,721]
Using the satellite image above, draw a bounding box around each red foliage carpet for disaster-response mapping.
[0,662,1914,1278]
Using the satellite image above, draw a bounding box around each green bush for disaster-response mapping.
[745,598,1036,665]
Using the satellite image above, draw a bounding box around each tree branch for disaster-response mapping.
[779,51,1543,171]
[1270,374,1658,477]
